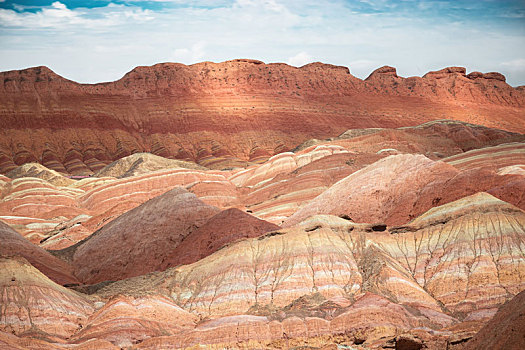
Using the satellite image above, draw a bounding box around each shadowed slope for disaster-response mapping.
[464,289,525,350]
[171,208,280,266]
[69,187,221,284]
[0,221,78,285]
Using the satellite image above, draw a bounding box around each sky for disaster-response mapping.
[0,0,524,86]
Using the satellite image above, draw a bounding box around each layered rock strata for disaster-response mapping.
[284,152,525,227]
[1,191,524,349]
[1,61,524,174]
[0,257,93,339]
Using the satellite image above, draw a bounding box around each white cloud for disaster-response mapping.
[50,2,67,11]
[0,2,154,29]
[235,0,287,12]
[348,59,377,69]
[501,59,525,70]
[358,0,394,10]
[172,41,207,64]
[287,52,313,67]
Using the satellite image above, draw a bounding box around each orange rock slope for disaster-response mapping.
[463,289,525,350]
[0,257,93,339]
[1,60,524,174]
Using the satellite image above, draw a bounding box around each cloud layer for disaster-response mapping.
[1,0,524,86]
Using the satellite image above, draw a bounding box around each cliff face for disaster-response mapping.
[1,60,524,174]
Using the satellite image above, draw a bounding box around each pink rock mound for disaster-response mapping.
[283,154,459,226]
[172,208,280,266]
[0,334,119,350]
[283,151,525,227]
[72,294,197,347]
[71,187,220,284]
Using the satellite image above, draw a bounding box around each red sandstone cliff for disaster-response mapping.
[1,60,524,174]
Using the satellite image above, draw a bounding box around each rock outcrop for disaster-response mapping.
[6,163,74,187]
[0,139,524,348]
[0,121,523,249]
[71,295,197,347]
[443,142,525,171]
[423,66,467,78]
[380,193,525,315]
[84,192,525,348]
[97,193,525,318]
[0,334,119,350]
[94,152,207,178]
[170,208,280,266]
[283,150,525,227]
[1,60,525,349]
[365,65,398,79]
[283,154,460,226]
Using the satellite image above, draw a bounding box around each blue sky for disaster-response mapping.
[1,0,524,85]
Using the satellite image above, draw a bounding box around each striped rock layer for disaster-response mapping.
[1,190,525,348]
[283,150,525,227]
[98,193,524,318]
[1,61,525,174]
[0,127,524,249]
[3,192,525,348]
[0,220,78,285]
[80,192,525,348]
[463,289,525,350]
[1,66,525,349]
[0,166,238,247]
[0,257,93,339]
